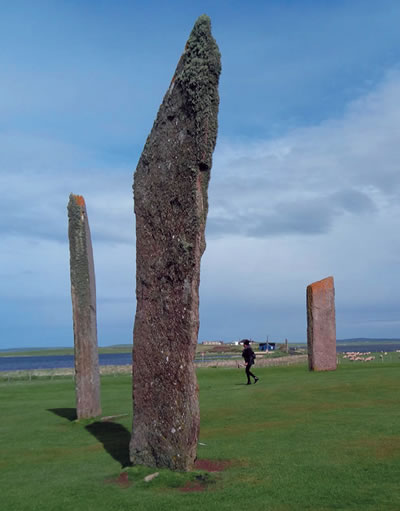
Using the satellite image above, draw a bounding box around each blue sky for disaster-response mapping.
[1,0,400,348]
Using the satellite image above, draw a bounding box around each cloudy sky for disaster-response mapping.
[2,0,400,348]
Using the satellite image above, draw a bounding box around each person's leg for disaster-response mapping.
[245,365,251,384]
[248,365,259,383]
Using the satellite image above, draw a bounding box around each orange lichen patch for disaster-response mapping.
[194,459,232,472]
[309,276,334,293]
[72,194,85,207]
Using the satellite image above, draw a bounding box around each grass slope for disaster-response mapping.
[1,363,399,510]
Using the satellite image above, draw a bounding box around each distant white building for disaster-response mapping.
[201,341,223,346]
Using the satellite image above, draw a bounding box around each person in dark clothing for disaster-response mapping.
[242,339,259,385]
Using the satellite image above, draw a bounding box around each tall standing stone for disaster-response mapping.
[130,15,221,471]
[68,194,101,419]
[307,276,337,371]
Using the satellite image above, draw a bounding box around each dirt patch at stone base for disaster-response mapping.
[194,459,231,472]
[179,480,207,493]
[104,471,131,489]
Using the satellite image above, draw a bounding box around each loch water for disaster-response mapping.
[0,353,132,372]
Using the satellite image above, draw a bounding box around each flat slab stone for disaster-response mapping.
[307,276,337,371]
[130,15,221,471]
[68,194,101,419]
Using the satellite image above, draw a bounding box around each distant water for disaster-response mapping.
[0,353,132,372]
[1,344,399,371]
[0,353,240,371]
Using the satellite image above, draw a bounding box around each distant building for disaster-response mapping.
[259,342,276,351]
[201,341,223,346]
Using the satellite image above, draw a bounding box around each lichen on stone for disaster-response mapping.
[67,193,101,419]
[176,14,221,170]
[130,15,220,471]
[68,194,91,309]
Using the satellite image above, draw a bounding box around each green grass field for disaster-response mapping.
[1,362,399,510]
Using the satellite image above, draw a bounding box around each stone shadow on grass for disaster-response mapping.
[47,408,77,421]
[85,422,131,468]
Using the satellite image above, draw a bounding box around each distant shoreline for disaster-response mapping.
[0,355,309,379]
[1,341,400,373]
[2,338,400,357]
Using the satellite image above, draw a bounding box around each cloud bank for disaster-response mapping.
[2,69,400,346]
[208,70,400,240]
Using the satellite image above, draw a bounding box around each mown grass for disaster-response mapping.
[1,362,399,510]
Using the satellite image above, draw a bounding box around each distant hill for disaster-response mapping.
[106,344,133,348]
[0,347,71,352]
[0,344,133,353]
[337,338,400,343]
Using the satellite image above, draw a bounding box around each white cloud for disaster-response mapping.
[199,70,400,340]
[0,131,135,243]
[207,70,400,240]
[2,69,400,345]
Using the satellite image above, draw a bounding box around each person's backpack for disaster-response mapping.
[251,351,256,364]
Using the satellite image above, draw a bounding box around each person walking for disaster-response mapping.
[242,339,259,385]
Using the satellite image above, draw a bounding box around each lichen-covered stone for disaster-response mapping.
[130,15,221,471]
[307,276,337,371]
[68,194,101,419]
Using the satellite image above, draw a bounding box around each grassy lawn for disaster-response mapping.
[1,362,399,510]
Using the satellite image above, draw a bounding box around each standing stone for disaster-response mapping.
[68,194,101,419]
[130,15,221,471]
[306,276,337,371]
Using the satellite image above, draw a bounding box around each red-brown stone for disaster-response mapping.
[130,15,221,471]
[306,276,337,371]
[68,194,101,419]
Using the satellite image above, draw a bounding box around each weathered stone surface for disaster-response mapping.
[68,194,101,419]
[307,276,337,371]
[130,15,221,471]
